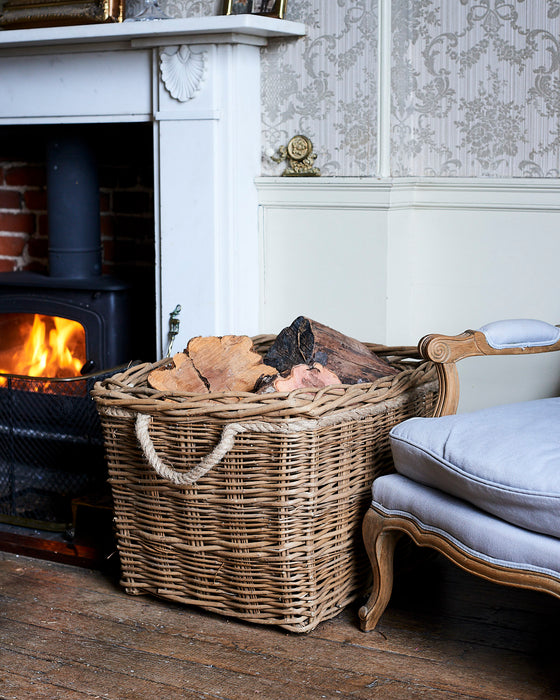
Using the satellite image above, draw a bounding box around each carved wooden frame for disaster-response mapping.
[359,324,560,632]
[419,326,560,417]
[359,507,560,632]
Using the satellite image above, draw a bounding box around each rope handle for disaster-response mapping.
[133,381,434,485]
[135,414,320,485]
[135,414,251,485]
[135,408,367,485]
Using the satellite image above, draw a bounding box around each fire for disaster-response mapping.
[0,313,86,379]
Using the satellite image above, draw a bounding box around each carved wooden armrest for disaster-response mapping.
[418,319,560,417]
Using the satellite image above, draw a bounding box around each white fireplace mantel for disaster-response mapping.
[0,16,306,356]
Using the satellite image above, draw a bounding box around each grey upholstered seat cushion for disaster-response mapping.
[371,474,560,576]
[389,398,560,537]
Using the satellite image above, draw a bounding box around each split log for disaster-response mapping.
[148,335,277,394]
[257,362,341,394]
[264,316,399,384]
[186,335,276,392]
[147,352,207,393]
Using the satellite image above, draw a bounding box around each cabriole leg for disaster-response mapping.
[359,507,402,632]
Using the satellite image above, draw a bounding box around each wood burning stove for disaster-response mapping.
[0,273,130,375]
[0,128,133,533]
[0,128,131,373]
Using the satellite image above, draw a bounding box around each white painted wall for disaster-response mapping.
[257,177,560,412]
[257,180,390,342]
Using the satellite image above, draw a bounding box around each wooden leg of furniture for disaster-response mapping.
[359,507,402,632]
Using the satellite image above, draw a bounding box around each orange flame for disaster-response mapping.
[0,314,86,379]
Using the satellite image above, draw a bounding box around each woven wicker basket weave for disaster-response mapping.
[92,336,438,633]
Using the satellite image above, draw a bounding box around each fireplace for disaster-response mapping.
[0,123,153,541]
[0,15,305,352]
[0,15,305,558]
[0,122,156,364]
[0,126,135,373]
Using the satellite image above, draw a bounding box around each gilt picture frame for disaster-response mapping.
[225,0,286,19]
[0,0,123,29]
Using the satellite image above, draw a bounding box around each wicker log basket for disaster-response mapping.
[92,336,438,633]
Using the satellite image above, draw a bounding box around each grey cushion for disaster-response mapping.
[479,319,560,349]
[389,398,560,537]
[371,474,560,576]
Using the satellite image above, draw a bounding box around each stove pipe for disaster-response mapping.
[46,130,102,279]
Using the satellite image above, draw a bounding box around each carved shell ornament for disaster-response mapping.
[160,45,207,103]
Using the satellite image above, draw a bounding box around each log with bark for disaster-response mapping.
[264,316,399,385]
[148,318,399,396]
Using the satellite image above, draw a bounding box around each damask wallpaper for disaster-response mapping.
[125,0,222,19]
[392,0,560,177]
[125,1,560,178]
[260,1,378,176]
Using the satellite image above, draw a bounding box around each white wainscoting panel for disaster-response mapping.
[257,177,560,411]
[257,179,392,343]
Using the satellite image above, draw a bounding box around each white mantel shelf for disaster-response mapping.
[0,15,306,52]
[0,16,306,356]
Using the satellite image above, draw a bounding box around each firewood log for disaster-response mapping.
[147,352,208,393]
[256,362,341,393]
[264,316,399,384]
[147,335,277,394]
[186,335,276,392]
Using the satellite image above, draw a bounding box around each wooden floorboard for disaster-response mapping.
[0,549,559,699]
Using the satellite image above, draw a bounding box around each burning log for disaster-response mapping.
[0,313,86,379]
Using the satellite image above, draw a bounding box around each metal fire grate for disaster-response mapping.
[0,367,126,531]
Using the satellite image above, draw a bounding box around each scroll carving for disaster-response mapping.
[160,45,207,103]
[419,331,479,364]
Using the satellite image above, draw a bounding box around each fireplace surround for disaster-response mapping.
[0,15,306,356]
